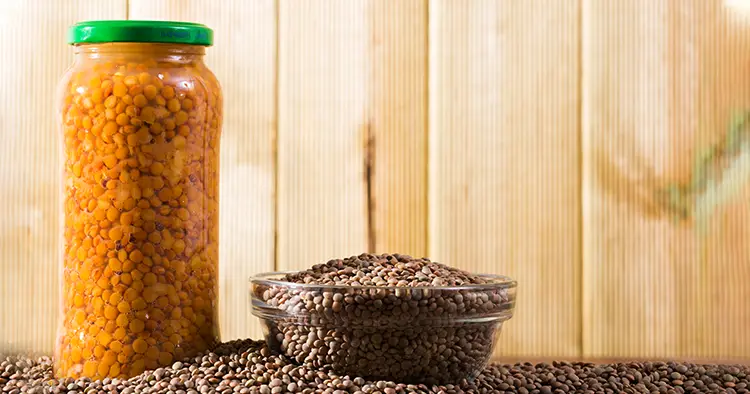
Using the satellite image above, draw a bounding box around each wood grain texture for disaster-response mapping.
[368,0,428,257]
[695,0,750,359]
[277,0,428,270]
[0,0,127,354]
[428,0,582,357]
[582,0,681,359]
[129,0,277,343]
[582,0,750,358]
[3,0,750,359]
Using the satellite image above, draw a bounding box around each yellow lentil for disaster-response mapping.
[56,42,222,380]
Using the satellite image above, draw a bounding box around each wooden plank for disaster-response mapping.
[582,0,750,358]
[582,0,682,359]
[277,0,428,270]
[368,0,428,257]
[695,1,750,359]
[429,0,582,357]
[0,0,127,354]
[129,0,277,343]
[277,0,369,270]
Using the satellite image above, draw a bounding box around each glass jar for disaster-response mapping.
[55,21,223,379]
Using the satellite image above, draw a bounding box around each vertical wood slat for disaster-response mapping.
[128,0,277,342]
[429,0,582,357]
[582,0,681,358]
[582,0,750,358]
[695,0,750,359]
[277,0,428,271]
[0,0,127,354]
[368,0,428,257]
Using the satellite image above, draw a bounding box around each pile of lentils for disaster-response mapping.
[255,254,515,384]
[2,338,750,394]
[280,254,495,287]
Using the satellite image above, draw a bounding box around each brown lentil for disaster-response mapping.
[3,339,750,394]
[56,42,223,380]
[252,254,517,385]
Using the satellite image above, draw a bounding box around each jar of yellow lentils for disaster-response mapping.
[56,21,223,379]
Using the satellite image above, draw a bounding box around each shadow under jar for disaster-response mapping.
[55,21,223,379]
[250,273,517,385]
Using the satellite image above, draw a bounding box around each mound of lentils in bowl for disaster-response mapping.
[251,254,516,385]
[282,254,495,287]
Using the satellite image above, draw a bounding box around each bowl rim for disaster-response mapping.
[249,270,517,291]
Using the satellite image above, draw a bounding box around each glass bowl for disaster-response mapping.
[249,271,517,385]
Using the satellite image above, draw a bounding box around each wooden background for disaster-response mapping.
[1,0,750,361]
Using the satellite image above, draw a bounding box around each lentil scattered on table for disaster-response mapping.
[3,339,749,394]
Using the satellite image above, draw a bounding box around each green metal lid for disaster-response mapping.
[68,20,213,46]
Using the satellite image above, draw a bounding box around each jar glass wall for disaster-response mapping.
[55,32,223,379]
